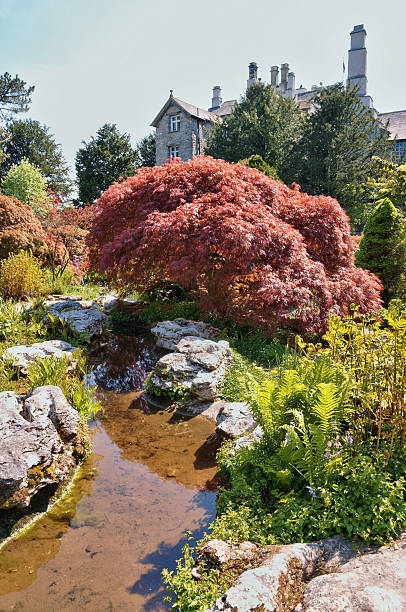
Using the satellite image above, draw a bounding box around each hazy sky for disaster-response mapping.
[1,0,405,184]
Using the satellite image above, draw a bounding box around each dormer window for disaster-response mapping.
[170,114,181,132]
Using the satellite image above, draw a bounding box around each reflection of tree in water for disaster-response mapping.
[89,334,159,392]
[0,453,99,596]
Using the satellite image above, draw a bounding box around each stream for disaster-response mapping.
[0,333,220,611]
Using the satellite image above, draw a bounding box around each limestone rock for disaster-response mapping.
[216,402,258,438]
[198,539,268,572]
[0,386,85,509]
[207,536,362,612]
[149,337,232,401]
[233,425,264,453]
[151,318,220,350]
[3,340,76,374]
[299,533,406,611]
[45,298,107,338]
[92,293,118,314]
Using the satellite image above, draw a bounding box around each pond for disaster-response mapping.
[0,334,220,611]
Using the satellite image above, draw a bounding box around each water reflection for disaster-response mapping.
[0,333,218,611]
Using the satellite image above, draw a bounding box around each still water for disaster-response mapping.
[0,334,219,611]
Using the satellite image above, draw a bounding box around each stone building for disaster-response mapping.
[151,25,406,165]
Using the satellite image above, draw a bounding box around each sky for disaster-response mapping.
[1,0,405,186]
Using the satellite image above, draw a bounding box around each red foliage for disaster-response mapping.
[0,195,46,259]
[87,156,382,334]
[41,192,96,278]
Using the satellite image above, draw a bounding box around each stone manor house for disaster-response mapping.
[151,24,406,166]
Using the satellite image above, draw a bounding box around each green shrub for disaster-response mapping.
[355,198,406,302]
[138,300,203,323]
[0,251,44,299]
[162,534,233,612]
[238,154,280,180]
[42,268,74,296]
[0,298,46,346]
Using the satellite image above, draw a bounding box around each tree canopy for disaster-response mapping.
[0,119,72,196]
[1,158,49,213]
[0,194,46,260]
[204,82,304,176]
[87,156,382,336]
[75,123,137,204]
[0,73,34,122]
[288,84,392,227]
[135,133,156,168]
[0,72,35,165]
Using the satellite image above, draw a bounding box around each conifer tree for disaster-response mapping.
[290,84,392,227]
[205,82,304,176]
[356,198,406,303]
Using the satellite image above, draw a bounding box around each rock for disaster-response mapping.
[92,293,118,314]
[0,386,86,509]
[151,319,220,350]
[149,337,232,401]
[3,340,77,374]
[207,536,363,612]
[45,298,107,338]
[56,307,106,338]
[197,539,269,572]
[299,533,406,611]
[233,425,264,453]
[216,402,258,438]
[176,399,226,422]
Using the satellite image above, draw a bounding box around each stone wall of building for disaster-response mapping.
[155,104,213,164]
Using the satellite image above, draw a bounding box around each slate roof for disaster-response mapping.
[151,95,218,127]
[378,110,406,140]
[212,100,237,117]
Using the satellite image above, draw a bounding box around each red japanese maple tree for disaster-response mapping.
[87,156,382,334]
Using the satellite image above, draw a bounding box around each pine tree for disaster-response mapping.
[239,154,279,180]
[135,133,156,167]
[356,198,406,303]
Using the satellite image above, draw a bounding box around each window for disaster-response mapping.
[169,146,179,159]
[393,139,406,163]
[170,114,180,132]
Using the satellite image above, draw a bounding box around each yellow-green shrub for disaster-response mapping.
[0,251,44,299]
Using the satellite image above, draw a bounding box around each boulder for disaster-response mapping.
[3,340,76,374]
[206,536,363,612]
[0,386,86,509]
[92,293,118,314]
[299,533,406,611]
[151,318,220,350]
[45,297,107,338]
[216,402,258,438]
[148,337,232,401]
[233,425,264,452]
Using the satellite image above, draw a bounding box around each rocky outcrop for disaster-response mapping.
[204,533,406,611]
[298,532,406,611]
[205,536,366,612]
[151,319,220,350]
[3,340,76,374]
[148,337,232,401]
[45,297,107,338]
[0,386,86,509]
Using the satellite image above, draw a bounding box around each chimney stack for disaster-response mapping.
[287,71,296,98]
[270,65,279,87]
[247,62,258,89]
[347,24,373,108]
[210,85,222,110]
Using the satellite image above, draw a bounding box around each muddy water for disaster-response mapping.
[0,335,220,611]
